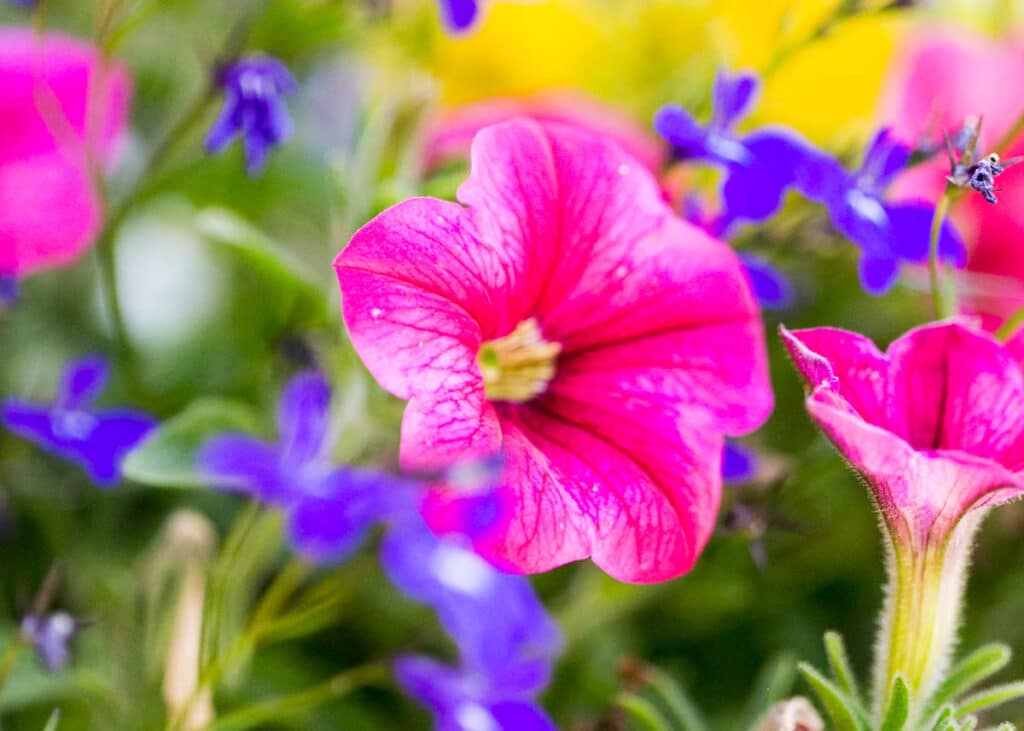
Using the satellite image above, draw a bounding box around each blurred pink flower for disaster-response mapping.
[781,321,1024,551]
[882,31,1024,342]
[336,118,772,583]
[0,28,131,277]
[422,92,666,175]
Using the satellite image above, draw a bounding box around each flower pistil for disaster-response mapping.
[478,319,561,403]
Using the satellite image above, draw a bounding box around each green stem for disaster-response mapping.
[873,516,980,722]
[995,305,1024,342]
[203,663,388,731]
[927,189,956,320]
[0,640,24,699]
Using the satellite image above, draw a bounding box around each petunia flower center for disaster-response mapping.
[477,318,561,403]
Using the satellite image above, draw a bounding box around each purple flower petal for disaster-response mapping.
[20,613,78,673]
[0,276,17,307]
[858,254,901,296]
[1,401,155,486]
[276,371,332,465]
[56,355,109,411]
[722,441,757,483]
[720,131,811,224]
[884,202,966,265]
[653,105,709,159]
[858,128,910,192]
[739,253,794,309]
[197,434,288,501]
[489,701,557,731]
[711,69,758,130]
[439,0,480,33]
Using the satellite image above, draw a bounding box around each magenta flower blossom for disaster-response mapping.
[781,321,1024,702]
[781,321,1024,550]
[0,28,130,277]
[336,118,773,583]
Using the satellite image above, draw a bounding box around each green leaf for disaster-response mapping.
[616,692,676,731]
[122,398,262,488]
[824,631,862,703]
[740,654,798,730]
[798,662,866,731]
[41,709,60,731]
[931,706,955,731]
[879,676,910,731]
[643,666,708,731]
[955,682,1024,718]
[961,716,979,731]
[923,645,1012,723]
[195,207,327,321]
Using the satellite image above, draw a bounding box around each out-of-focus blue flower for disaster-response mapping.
[438,0,480,33]
[199,371,412,562]
[396,656,556,731]
[655,70,816,229]
[739,253,794,310]
[5,0,35,7]
[20,612,81,673]
[0,356,156,486]
[796,128,966,294]
[206,56,296,176]
[0,276,17,308]
[723,441,758,484]
[385,520,559,731]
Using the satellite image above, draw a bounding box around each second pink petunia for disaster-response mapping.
[335,118,773,583]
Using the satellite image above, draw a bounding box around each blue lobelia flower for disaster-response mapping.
[438,0,480,33]
[384,520,560,731]
[722,441,758,484]
[206,56,297,176]
[198,371,413,562]
[20,612,82,673]
[0,276,17,308]
[655,69,817,230]
[0,356,156,487]
[795,128,966,294]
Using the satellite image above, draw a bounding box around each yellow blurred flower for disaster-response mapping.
[424,0,909,147]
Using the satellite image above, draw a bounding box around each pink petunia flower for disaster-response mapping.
[781,320,1024,703]
[882,31,1024,349]
[0,28,131,277]
[336,118,772,583]
[422,92,667,175]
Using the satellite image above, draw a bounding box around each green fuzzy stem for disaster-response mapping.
[873,514,982,723]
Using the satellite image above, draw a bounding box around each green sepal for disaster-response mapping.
[798,662,868,731]
[878,675,910,731]
[922,644,1012,724]
[825,631,862,704]
[41,710,60,731]
[955,682,1024,719]
[642,665,708,731]
[615,692,676,731]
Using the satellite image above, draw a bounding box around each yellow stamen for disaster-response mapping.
[478,318,561,403]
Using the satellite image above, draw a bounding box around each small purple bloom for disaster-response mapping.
[5,0,35,7]
[0,276,17,308]
[396,656,556,731]
[796,128,966,294]
[722,441,758,484]
[206,56,296,176]
[655,69,817,229]
[198,371,412,562]
[0,356,156,486]
[739,253,794,310]
[20,612,81,673]
[439,0,480,33]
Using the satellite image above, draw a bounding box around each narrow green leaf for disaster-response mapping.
[615,692,676,731]
[798,662,865,731]
[923,645,1012,722]
[740,653,798,729]
[643,666,708,731]
[879,676,910,731]
[961,715,979,731]
[41,710,60,731]
[931,706,955,731]
[122,398,262,488]
[824,631,861,703]
[955,681,1024,718]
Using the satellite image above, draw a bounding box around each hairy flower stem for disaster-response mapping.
[995,305,1024,342]
[927,188,957,320]
[874,515,980,721]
